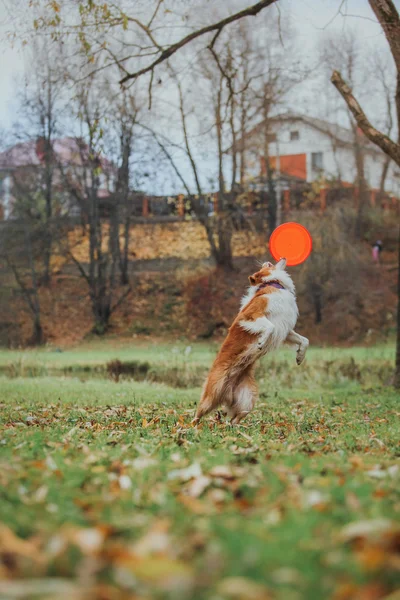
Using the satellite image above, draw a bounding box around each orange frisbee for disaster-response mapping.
[269,222,312,266]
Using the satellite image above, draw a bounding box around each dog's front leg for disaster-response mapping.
[286,330,309,365]
[240,317,274,350]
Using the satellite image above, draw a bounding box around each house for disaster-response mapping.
[241,112,400,197]
[0,137,117,219]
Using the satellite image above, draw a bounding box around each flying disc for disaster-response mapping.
[269,222,312,266]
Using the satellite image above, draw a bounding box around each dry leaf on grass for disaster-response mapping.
[130,456,157,470]
[132,520,171,557]
[114,555,194,593]
[185,475,211,498]
[0,523,44,563]
[0,578,82,599]
[217,576,273,600]
[168,462,202,481]
[366,465,399,479]
[339,519,394,542]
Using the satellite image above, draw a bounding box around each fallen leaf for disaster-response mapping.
[209,465,236,479]
[186,475,211,498]
[217,576,272,600]
[116,555,194,592]
[168,463,202,481]
[302,490,330,510]
[0,578,80,598]
[339,519,394,542]
[131,456,157,470]
[132,520,171,557]
[119,475,132,490]
[33,485,49,503]
[178,495,214,515]
[0,524,43,563]
[69,527,106,554]
[346,491,361,511]
[367,465,399,479]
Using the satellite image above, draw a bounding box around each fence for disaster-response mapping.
[1,186,398,226]
[128,186,399,221]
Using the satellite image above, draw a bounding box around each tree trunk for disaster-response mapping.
[395,225,400,388]
[42,151,53,286]
[32,317,45,345]
[266,161,276,233]
[311,284,323,324]
[379,155,391,195]
[25,224,45,345]
[353,129,368,239]
[216,213,234,270]
[262,104,276,233]
[117,126,133,286]
[332,1,400,389]
[92,299,111,335]
[120,216,130,286]
[109,202,121,283]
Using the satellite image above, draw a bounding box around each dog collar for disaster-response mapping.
[258,280,285,290]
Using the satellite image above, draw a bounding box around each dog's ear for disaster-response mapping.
[275,257,287,270]
[249,275,257,285]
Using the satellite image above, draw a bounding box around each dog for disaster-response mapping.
[193,258,309,425]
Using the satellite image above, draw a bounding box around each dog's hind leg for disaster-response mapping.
[192,396,216,424]
[230,369,257,425]
[192,376,227,424]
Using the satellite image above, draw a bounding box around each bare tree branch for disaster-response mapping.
[137,123,192,195]
[67,249,90,285]
[368,0,400,141]
[331,70,400,166]
[110,285,132,314]
[119,0,278,85]
[369,0,400,70]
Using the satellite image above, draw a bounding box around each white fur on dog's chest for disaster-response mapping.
[266,290,298,342]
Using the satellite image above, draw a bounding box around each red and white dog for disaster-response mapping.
[193,259,309,425]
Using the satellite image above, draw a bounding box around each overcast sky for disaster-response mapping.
[0,0,395,128]
[0,0,398,194]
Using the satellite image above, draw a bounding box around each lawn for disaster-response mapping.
[0,342,399,600]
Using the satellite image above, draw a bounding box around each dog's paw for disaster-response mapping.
[296,349,306,365]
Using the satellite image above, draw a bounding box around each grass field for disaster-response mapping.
[0,341,399,600]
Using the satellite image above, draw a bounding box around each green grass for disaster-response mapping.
[0,342,399,599]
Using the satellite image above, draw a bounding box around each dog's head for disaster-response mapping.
[248,258,294,293]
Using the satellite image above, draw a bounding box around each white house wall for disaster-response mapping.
[249,119,398,193]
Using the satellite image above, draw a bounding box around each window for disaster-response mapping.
[290,130,299,141]
[311,152,323,170]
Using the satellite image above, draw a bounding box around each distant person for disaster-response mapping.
[372,240,383,264]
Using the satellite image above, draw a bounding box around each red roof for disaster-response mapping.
[0,137,115,173]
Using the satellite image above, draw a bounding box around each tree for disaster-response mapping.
[320,30,372,238]
[60,79,131,334]
[330,0,400,387]
[9,41,66,284]
[105,86,140,286]
[369,52,396,195]
[241,14,300,232]
[26,1,277,90]
[170,60,236,270]
[297,206,368,326]
[115,94,137,286]
[0,222,45,345]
